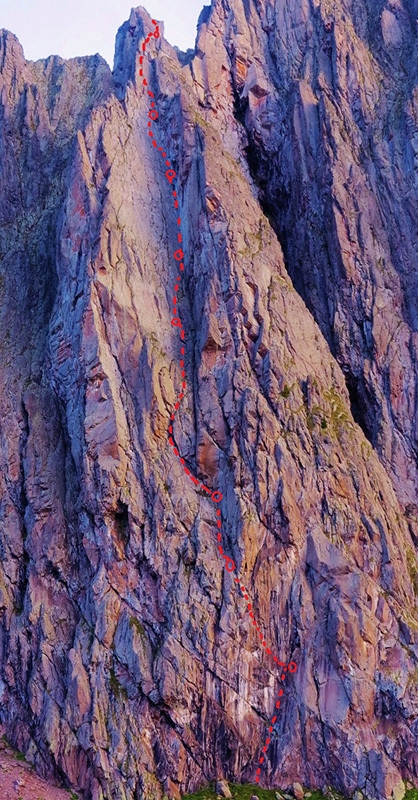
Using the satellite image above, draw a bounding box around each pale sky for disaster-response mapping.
[0,0,207,67]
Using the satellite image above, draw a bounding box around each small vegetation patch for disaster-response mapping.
[109,667,128,700]
[182,785,279,799]
[129,616,146,637]
[182,786,418,800]
[323,387,354,438]
[406,548,418,595]
[182,787,341,800]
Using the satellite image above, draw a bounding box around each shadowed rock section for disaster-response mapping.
[0,4,417,800]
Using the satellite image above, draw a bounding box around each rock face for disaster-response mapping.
[226,0,418,519]
[0,3,417,800]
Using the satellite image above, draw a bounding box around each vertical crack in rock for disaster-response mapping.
[223,0,418,520]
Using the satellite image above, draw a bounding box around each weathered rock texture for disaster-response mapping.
[0,3,418,800]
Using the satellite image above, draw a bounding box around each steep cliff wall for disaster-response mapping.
[0,4,417,800]
[221,0,418,516]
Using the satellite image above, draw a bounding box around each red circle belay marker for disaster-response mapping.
[140,20,296,787]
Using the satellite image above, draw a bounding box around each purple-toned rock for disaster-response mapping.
[0,3,417,800]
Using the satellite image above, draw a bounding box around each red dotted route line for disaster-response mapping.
[140,20,297,787]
